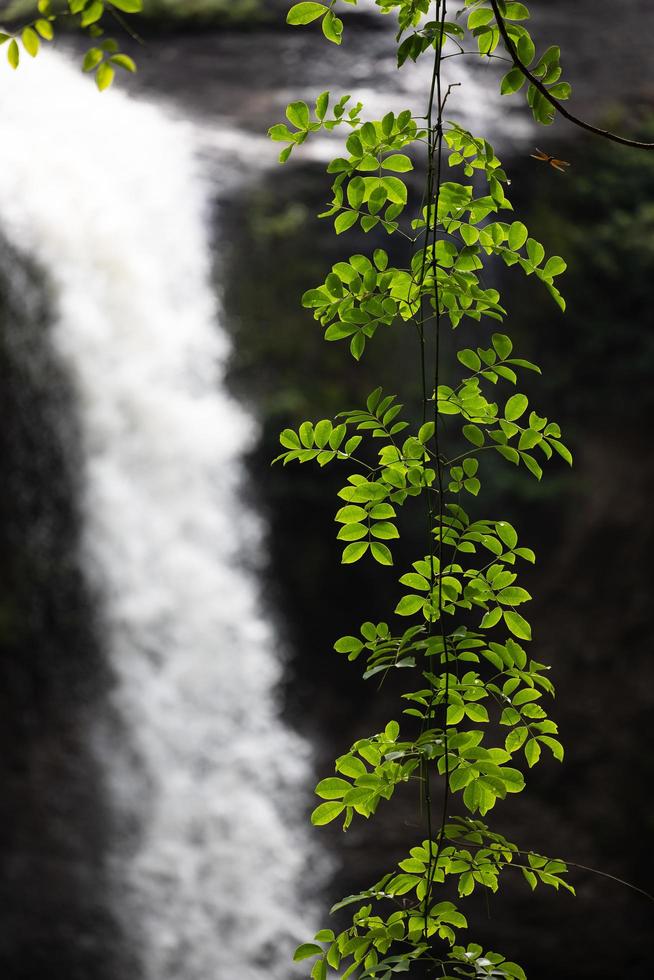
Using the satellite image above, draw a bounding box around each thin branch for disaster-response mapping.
[488,0,654,150]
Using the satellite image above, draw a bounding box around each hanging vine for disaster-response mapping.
[269,2,650,977]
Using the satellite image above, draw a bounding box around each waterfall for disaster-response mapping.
[0,50,315,979]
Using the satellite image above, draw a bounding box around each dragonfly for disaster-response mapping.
[530,147,571,173]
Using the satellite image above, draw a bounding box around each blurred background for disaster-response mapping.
[0,1,653,978]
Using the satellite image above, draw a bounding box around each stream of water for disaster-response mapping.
[0,51,315,980]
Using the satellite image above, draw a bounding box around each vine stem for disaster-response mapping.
[488,0,654,150]
[416,0,453,939]
[427,0,453,889]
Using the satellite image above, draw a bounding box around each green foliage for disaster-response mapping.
[0,0,142,85]
[269,1,594,977]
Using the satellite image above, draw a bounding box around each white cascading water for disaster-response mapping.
[0,51,315,979]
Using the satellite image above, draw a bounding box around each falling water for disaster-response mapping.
[0,51,315,979]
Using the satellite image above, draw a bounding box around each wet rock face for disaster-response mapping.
[0,239,137,980]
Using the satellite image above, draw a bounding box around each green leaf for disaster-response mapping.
[492,333,513,359]
[460,224,479,246]
[521,451,543,480]
[7,39,19,69]
[336,504,368,525]
[342,542,369,564]
[312,959,327,980]
[505,393,528,421]
[458,872,475,896]
[369,503,395,519]
[458,348,481,372]
[373,248,388,271]
[322,9,343,44]
[299,420,314,447]
[539,735,564,761]
[371,542,393,565]
[334,636,363,655]
[550,439,572,465]
[337,523,367,542]
[508,221,528,250]
[505,2,530,19]
[502,961,527,980]
[498,587,531,605]
[382,153,413,172]
[381,176,407,205]
[110,53,137,72]
[513,688,541,706]
[294,944,323,962]
[418,422,435,444]
[496,445,520,465]
[337,755,367,779]
[525,738,541,768]
[82,47,103,72]
[466,703,489,723]
[315,90,329,119]
[286,100,311,129]
[315,777,352,800]
[481,606,502,629]
[314,419,332,448]
[517,32,536,64]
[335,211,359,234]
[21,27,39,57]
[447,703,465,725]
[526,238,545,267]
[371,522,399,540]
[522,867,538,890]
[81,1,104,27]
[504,610,532,641]
[468,7,493,28]
[463,424,484,447]
[518,428,541,450]
[96,62,115,90]
[543,255,567,278]
[505,726,528,753]
[35,19,54,40]
[311,801,344,825]
[399,572,430,591]
[395,595,425,617]
[496,522,517,549]
[347,176,365,209]
[108,0,142,10]
[499,767,525,793]
[287,2,327,25]
[501,67,526,95]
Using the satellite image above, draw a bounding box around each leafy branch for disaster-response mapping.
[486,0,654,150]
